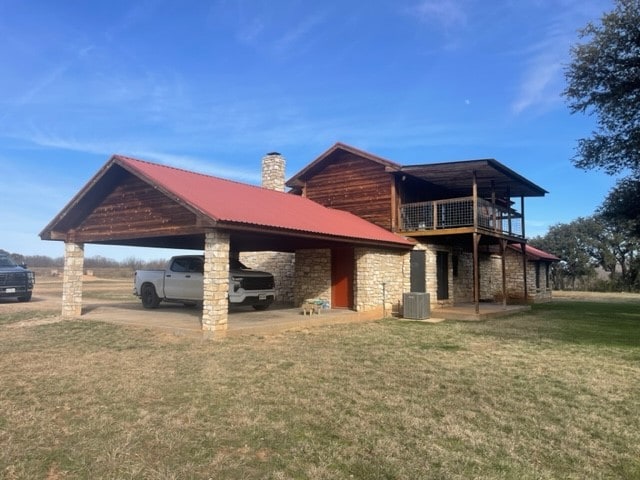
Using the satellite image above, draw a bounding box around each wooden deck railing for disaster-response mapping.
[400,197,523,237]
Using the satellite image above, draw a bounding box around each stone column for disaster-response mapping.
[202,230,230,336]
[61,242,84,317]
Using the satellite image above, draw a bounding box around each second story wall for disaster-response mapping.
[304,153,394,231]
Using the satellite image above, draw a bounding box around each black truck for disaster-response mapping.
[0,254,35,302]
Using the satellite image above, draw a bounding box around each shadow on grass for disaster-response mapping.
[467,300,640,349]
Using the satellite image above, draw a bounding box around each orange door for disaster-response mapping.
[331,247,354,309]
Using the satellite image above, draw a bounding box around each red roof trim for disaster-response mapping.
[509,244,560,261]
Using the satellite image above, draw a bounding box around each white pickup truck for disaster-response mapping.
[134,255,275,310]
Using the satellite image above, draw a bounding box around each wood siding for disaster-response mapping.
[304,153,393,230]
[73,174,200,242]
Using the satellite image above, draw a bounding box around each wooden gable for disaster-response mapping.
[303,150,395,231]
[71,172,199,243]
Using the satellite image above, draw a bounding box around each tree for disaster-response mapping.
[599,175,640,236]
[529,218,600,289]
[564,0,640,176]
[532,215,640,292]
[589,214,640,290]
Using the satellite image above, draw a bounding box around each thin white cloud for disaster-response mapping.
[237,18,264,43]
[104,0,160,42]
[0,42,94,124]
[12,130,261,183]
[511,49,564,115]
[132,150,261,183]
[270,12,326,57]
[511,0,608,115]
[412,0,467,28]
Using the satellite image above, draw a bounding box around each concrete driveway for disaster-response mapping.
[81,301,383,337]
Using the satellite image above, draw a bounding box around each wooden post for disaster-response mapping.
[433,202,438,229]
[507,186,512,236]
[472,171,480,314]
[391,177,397,232]
[520,196,525,238]
[472,171,478,229]
[473,232,481,314]
[491,180,497,231]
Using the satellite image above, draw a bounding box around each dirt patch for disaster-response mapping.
[0,277,134,320]
[5,316,64,329]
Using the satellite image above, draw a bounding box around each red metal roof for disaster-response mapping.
[509,243,560,261]
[115,155,414,248]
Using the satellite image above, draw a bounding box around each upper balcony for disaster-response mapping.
[394,158,547,241]
[399,196,524,239]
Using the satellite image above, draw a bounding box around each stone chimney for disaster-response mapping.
[261,152,286,192]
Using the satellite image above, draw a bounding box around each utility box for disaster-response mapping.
[403,292,431,320]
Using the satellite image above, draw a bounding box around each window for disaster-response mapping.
[171,257,203,273]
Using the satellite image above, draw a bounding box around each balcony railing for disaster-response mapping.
[400,197,523,237]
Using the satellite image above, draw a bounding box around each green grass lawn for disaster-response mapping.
[0,300,638,479]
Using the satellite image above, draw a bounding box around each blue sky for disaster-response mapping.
[0,0,617,261]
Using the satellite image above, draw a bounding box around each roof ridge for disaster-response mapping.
[113,154,294,195]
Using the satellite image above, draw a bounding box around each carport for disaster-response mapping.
[40,155,413,336]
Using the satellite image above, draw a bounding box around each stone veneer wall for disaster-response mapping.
[453,251,509,303]
[240,251,295,304]
[202,230,230,334]
[534,262,553,302]
[502,248,530,302]
[484,249,553,303]
[452,248,556,305]
[293,249,331,307]
[354,247,408,314]
[416,243,455,307]
[479,254,501,300]
[61,242,84,317]
[453,251,474,303]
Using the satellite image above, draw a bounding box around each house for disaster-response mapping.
[284,142,555,309]
[40,143,557,335]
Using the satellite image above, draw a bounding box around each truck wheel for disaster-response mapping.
[17,292,32,302]
[141,284,160,309]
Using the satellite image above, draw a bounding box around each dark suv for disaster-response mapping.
[0,254,35,302]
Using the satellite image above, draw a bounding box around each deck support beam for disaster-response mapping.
[473,232,481,314]
[472,171,481,314]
